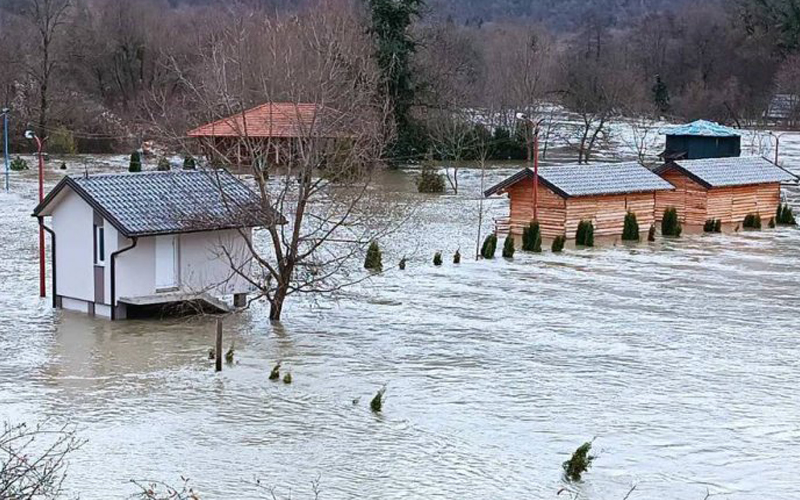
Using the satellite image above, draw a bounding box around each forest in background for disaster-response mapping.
[0,0,798,156]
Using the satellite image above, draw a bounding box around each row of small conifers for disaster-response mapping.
[363,203,797,270]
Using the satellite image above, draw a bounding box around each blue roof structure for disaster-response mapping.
[485,162,675,198]
[660,120,740,138]
[654,156,798,188]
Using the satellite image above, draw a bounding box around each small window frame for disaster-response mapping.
[94,224,106,266]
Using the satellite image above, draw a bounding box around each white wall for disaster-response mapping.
[178,229,254,295]
[114,235,156,302]
[51,190,94,302]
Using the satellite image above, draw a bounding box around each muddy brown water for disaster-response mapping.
[1,152,800,499]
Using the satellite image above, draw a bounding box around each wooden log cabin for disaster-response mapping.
[484,162,675,239]
[653,156,798,227]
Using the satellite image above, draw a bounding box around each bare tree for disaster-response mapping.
[426,108,476,194]
[0,421,83,499]
[146,1,396,321]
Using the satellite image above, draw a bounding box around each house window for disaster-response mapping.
[94,225,105,265]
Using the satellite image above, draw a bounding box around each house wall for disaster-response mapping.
[114,235,156,302]
[51,189,94,302]
[565,192,657,238]
[507,179,566,238]
[178,229,254,295]
[655,169,709,225]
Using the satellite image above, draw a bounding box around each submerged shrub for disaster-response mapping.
[364,241,383,272]
[576,220,595,247]
[551,235,566,253]
[743,213,762,230]
[622,212,639,241]
[399,256,407,270]
[416,166,445,193]
[522,221,542,252]
[183,155,196,170]
[563,441,595,482]
[371,386,386,413]
[225,344,235,363]
[283,372,292,384]
[777,203,796,225]
[433,251,443,266]
[269,362,281,381]
[157,157,171,171]
[661,207,681,237]
[10,156,28,171]
[769,217,776,228]
[648,224,656,242]
[704,219,715,232]
[481,234,497,259]
[453,249,461,264]
[128,151,141,172]
[502,235,515,258]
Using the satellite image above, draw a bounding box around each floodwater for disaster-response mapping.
[2,137,800,499]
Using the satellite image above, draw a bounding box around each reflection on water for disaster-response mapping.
[1,153,800,499]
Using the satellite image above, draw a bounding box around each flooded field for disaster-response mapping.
[1,135,800,499]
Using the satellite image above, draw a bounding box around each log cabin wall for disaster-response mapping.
[706,183,781,224]
[655,169,708,225]
[564,192,657,238]
[507,179,566,237]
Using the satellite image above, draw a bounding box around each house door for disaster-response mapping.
[155,235,179,291]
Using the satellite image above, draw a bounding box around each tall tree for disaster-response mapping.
[366,0,424,164]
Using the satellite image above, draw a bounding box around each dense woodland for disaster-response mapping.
[0,0,798,157]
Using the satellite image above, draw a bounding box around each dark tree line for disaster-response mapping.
[0,0,797,154]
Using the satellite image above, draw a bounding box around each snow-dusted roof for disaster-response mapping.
[660,120,740,138]
[654,156,798,188]
[484,162,675,198]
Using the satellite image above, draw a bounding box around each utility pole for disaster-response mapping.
[2,108,9,192]
[516,112,543,221]
[26,129,47,297]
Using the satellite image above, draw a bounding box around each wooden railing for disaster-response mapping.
[493,216,511,235]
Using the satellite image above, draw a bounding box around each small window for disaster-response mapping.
[95,225,105,265]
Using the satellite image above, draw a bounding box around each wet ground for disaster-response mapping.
[1,134,800,499]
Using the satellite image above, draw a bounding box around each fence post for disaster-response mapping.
[215,319,223,372]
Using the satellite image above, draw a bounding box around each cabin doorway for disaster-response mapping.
[155,235,180,291]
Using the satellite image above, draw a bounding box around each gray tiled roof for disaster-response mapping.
[35,170,275,237]
[657,156,798,188]
[485,162,675,198]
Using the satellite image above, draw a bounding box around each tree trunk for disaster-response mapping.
[269,287,287,321]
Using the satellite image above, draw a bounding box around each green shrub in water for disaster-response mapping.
[371,386,386,413]
[563,441,595,482]
[283,372,292,384]
[576,220,595,247]
[777,203,796,225]
[522,221,542,252]
[453,249,461,264]
[743,213,762,230]
[502,235,515,258]
[661,207,681,237]
[10,157,28,171]
[648,224,656,242]
[769,217,776,229]
[364,241,383,272]
[183,155,196,170]
[481,234,497,259]
[128,151,142,172]
[551,235,566,253]
[157,157,171,171]
[622,211,639,241]
[399,256,407,270]
[269,362,281,380]
[703,219,715,232]
[416,166,445,193]
[433,251,443,266]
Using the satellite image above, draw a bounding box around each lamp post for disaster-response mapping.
[516,112,543,221]
[768,131,784,166]
[1,108,9,192]
[26,128,47,298]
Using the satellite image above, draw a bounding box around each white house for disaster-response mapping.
[33,170,275,319]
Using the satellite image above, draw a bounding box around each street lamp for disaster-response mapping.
[516,112,544,221]
[1,108,9,192]
[26,128,47,298]
[768,131,784,166]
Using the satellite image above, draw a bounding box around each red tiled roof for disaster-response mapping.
[187,102,340,138]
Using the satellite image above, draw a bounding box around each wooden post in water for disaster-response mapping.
[215,319,223,372]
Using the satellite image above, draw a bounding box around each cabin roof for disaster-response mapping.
[653,156,799,188]
[484,162,675,199]
[659,120,740,138]
[186,102,344,139]
[33,170,279,237]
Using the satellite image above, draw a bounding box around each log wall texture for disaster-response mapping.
[507,179,566,238]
